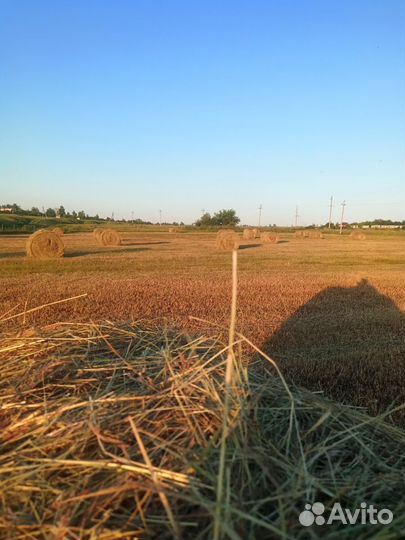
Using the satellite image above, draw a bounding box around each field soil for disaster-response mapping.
[1,230,404,416]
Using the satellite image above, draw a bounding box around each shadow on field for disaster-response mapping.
[0,252,25,259]
[66,247,152,257]
[263,279,405,417]
[239,243,262,250]
[122,241,170,246]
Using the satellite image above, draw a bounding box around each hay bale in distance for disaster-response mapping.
[216,230,240,251]
[26,229,64,259]
[351,231,367,240]
[243,228,255,240]
[261,232,279,243]
[100,229,122,246]
[51,227,64,236]
[168,227,175,233]
[252,228,260,238]
[307,230,324,239]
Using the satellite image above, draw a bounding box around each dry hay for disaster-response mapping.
[242,228,255,240]
[295,230,314,238]
[99,229,122,246]
[351,231,367,240]
[216,230,240,250]
[26,229,64,259]
[93,228,105,242]
[0,320,404,540]
[252,227,260,238]
[51,226,64,236]
[261,231,279,244]
[307,230,324,239]
[168,227,175,233]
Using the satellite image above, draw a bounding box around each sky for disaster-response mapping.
[0,0,404,226]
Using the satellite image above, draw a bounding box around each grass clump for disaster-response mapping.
[0,321,404,539]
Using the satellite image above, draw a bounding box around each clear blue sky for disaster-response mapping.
[1,0,404,225]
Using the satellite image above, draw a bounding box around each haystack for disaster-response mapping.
[243,228,255,240]
[51,226,64,236]
[261,231,279,243]
[93,228,104,241]
[1,321,404,540]
[307,230,324,239]
[26,229,64,259]
[252,228,260,238]
[99,229,122,246]
[351,231,367,240]
[216,230,240,250]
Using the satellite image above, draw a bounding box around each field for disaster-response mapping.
[1,228,404,417]
[1,227,405,539]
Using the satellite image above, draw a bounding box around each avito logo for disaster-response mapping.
[299,502,393,527]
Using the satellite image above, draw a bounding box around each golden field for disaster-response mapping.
[1,229,404,416]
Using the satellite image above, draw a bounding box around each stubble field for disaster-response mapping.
[1,229,404,417]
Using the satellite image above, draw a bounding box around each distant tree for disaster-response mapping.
[58,205,66,217]
[78,210,86,220]
[45,208,56,217]
[212,209,240,227]
[11,203,22,214]
[31,207,40,215]
[72,210,77,219]
[195,212,213,227]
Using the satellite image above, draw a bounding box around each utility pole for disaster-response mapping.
[328,196,333,229]
[294,206,299,227]
[339,200,346,235]
[112,211,115,221]
[258,204,262,227]
[131,211,134,224]
[159,209,162,225]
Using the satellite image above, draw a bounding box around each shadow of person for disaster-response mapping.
[263,279,405,418]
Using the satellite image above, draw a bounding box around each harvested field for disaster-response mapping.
[0,230,404,417]
[1,321,404,539]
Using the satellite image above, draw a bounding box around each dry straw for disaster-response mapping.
[26,229,64,259]
[261,231,279,243]
[242,228,255,240]
[93,228,104,241]
[351,231,367,240]
[168,227,175,233]
[98,229,122,246]
[1,318,404,539]
[51,226,64,236]
[216,230,240,251]
[307,230,324,239]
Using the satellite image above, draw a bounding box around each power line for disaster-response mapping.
[258,204,262,227]
[294,205,299,227]
[339,200,346,235]
[328,196,334,228]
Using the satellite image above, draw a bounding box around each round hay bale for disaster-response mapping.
[351,231,367,240]
[261,232,279,244]
[243,228,255,240]
[51,227,64,236]
[168,228,175,233]
[294,230,304,238]
[26,230,64,259]
[252,228,260,238]
[93,228,104,243]
[100,229,122,246]
[216,230,240,251]
[307,230,324,239]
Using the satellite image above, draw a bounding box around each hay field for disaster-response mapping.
[1,229,404,417]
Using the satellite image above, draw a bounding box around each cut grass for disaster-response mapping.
[0,321,404,539]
